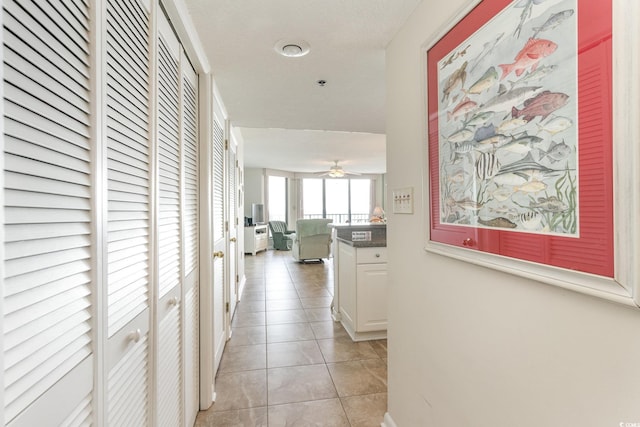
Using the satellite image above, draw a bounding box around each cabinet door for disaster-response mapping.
[338,243,357,329]
[356,263,388,332]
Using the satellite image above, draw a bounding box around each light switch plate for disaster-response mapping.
[392,187,414,214]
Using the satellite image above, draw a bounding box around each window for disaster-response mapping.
[302,178,372,224]
[268,175,287,221]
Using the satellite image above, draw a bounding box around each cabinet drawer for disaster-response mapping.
[356,247,387,264]
[255,233,267,242]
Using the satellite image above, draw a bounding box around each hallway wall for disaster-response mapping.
[384,1,640,426]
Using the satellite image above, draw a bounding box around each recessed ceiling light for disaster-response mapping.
[274,40,310,58]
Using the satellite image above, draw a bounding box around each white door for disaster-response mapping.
[156,12,183,427]
[104,0,153,424]
[226,133,239,323]
[181,53,200,427]
[211,105,227,375]
[2,0,95,424]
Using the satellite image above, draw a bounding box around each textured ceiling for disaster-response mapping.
[184,0,421,173]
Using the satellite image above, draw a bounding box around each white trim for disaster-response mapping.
[148,1,160,424]
[422,0,640,309]
[612,0,640,306]
[91,0,107,424]
[0,4,5,424]
[160,0,211,74]
[381,412,398,427]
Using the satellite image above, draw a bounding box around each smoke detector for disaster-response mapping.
[274,40,310,58]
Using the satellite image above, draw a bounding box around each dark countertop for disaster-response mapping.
[330,222,387,228]
[332,223,386,247]
[336,237,386,248]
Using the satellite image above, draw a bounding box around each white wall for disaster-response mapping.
[385,1,640,426]
[243,167,264,218]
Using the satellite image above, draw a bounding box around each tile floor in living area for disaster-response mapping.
[195,249,388,427]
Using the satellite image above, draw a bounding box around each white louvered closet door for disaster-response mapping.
[211,109,226,374]
[105,0,152,425]
[181,53,199,427]
[2,0,94,425]
[156,11,182,427]
[226,137,238,321]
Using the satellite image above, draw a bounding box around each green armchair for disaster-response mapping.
[268,220,294,250]
[291,219,333,262]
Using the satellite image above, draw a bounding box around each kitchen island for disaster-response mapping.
[331,223,387,341]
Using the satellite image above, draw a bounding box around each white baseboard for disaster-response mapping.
[238,275,246,299]
[381,412,397,427]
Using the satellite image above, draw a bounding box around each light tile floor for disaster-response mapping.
[195,249,387,427]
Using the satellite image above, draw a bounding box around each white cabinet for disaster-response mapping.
[244,225,268,255]
[338,242,388,341]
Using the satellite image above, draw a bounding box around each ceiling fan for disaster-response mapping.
[317,160,361,178]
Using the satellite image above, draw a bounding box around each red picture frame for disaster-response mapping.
[427,0,613,277]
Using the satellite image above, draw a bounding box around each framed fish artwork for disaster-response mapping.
[424,0,640,304]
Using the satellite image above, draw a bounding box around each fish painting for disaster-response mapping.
[539,140,571,163]
[468,66,498,94]
[533,9,574,38]
[441,61,468,103]
[498,38,557,79]
[511,90,569,121]
[436,0,578,237]
[478,217,517,229]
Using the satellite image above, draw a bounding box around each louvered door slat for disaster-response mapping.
[3,8,93,414]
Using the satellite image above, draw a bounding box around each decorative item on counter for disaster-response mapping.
[370,206,386,223]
